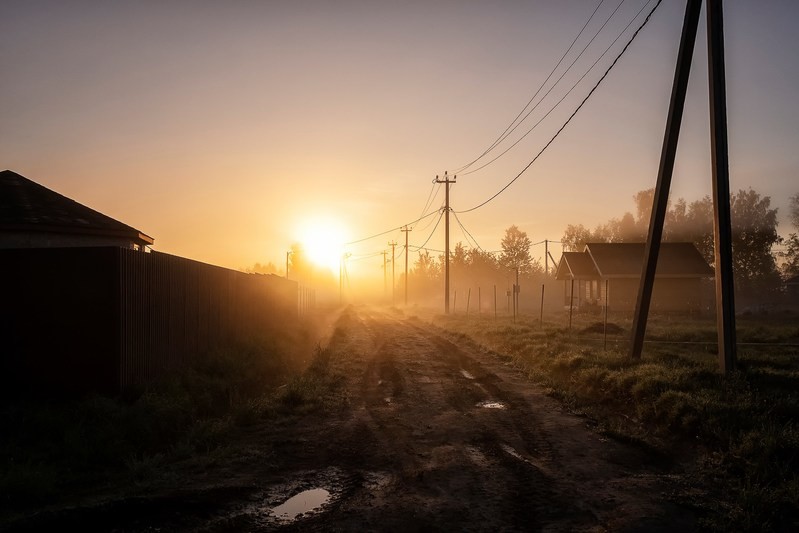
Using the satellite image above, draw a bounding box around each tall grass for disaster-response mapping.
[0,320,332,518]
[432,311,799,531]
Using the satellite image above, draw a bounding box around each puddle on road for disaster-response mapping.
[500,443,524,460]
[248,467,344,526]
[476,400,506,409]
[270,488,330,522]
[460,369,475,380]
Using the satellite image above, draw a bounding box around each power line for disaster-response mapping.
[452,211,484,252]
[453,0,608,174]
[456,0,663,214]
[457,0,630,175]
[461,0,653,177]
[344,208,438,246]
[414,210,445,250]
[417,180,441,221]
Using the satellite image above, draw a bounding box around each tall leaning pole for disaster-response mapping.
[629,0,736,374]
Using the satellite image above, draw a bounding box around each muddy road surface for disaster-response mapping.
[9,306,698,532]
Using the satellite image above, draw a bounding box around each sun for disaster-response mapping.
[298,218,348,272]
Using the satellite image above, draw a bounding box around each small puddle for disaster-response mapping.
[500,443,524,460]
[460,369,475,380]
[270,488,331,521]
[476,400,506,409]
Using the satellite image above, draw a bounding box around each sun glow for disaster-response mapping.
[298,218,348,273]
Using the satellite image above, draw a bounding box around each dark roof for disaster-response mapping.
[0,170,153,245]
[555,251,599,280]
[786,275,799,285]
[585,242,713,278]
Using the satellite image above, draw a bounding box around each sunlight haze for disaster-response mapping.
[2,0,797,276]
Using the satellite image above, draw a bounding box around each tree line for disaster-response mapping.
[244,187,798,306]
[408,187,798,305]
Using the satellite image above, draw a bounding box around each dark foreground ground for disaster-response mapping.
[3,306,700,532]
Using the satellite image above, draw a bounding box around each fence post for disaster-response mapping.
[604,279,609,351]
[569,279,574,334]
[539,283,545,327]
[466,288,471,315]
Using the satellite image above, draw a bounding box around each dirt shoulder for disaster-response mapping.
[4,305,699,532]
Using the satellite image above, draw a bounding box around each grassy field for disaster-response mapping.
[428,309,799,532]
[0,313,342,523]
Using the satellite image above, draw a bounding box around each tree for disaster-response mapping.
[729,188,782,297]
[780,193,799,278]
[413,250,439,281]
[499,225,533,275]
[561,224,595,251]
[244,261,279,275]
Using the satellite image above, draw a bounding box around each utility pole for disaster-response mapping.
[286,250,291,279]
[544,240,549,276]
[339,252,351,306]
[435,171,456,314]
[514,266,520,322]
[401,226,412,306]
[388,240,397,307]
[381,250,388,300]
[629,0,736,374]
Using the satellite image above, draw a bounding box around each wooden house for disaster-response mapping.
[0,170,154,250]
[555,242,713,312]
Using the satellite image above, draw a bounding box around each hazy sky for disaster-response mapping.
[2,0,798,278]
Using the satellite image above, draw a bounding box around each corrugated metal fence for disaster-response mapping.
[1,247,298,396]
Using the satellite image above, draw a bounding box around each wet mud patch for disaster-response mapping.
[244,467,347,528]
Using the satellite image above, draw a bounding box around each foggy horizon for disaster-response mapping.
[2,0,798,281]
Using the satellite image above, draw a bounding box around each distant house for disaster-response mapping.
[0,170,153,250]
[555,242,714,312]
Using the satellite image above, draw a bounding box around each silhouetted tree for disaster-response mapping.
[728,188,782,298]
[561,224,598,251]
[244,261,279,275]
[782,194,799,278]
[499,225,535,276]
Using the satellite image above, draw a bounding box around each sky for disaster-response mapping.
[2,0,798,280]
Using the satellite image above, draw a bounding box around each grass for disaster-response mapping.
[430,310,799,532]
[0,316,344,522]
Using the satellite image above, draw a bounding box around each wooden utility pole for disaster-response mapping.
[388,241,397,306]
[629,0,736,374]
[401,226,412,306]
[707,0,737,373]
[382,250,388,300]
[286,250,291,279]
[435,172,456,314]
[544,240,549,275]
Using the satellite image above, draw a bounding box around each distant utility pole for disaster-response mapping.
[388,240,397,306]
[544,240,549,275]
[286,250,291,279]
[435,171,456,314]
[339,252,351,306]
[401,226,412,306]
[382,250,388,300]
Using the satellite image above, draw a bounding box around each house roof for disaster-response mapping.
[0,170,154,246]
[555,251,599,280]
[555,242,713,280]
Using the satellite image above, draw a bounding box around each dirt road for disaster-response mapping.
[9,306,698,531]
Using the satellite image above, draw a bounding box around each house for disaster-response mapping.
[555,242,714,312]
[0,170,153,250]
